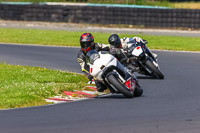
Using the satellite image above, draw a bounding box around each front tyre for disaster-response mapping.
[145,60,164,79]
[107,74,134,98]
[134,84,143,97]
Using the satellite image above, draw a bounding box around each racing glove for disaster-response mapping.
[87,74,93,84]
[82,70,93,84]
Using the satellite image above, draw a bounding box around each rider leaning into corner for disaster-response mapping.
[108,34,158,72]
[77,33,110,92]
[77,33,130,92]
[77,33,154,92]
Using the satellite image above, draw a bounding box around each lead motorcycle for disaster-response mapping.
[86,50,143,98]
[125,40,164,79]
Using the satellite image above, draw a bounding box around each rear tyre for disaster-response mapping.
[145,60,164,79]
[107,74,134,98]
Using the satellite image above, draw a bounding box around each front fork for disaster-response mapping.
[115,69,137,93]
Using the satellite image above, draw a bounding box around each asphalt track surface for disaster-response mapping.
[0,43,200,133]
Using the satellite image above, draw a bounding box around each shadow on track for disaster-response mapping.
[136,75,154,79]
[96,94,145,99]
[136,75,165,80]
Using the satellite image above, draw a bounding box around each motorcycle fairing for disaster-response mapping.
[132,46,143,56]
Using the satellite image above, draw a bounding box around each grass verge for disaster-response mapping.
[0,0,171,7]
[0,63,88,109]
[0,27,200,51]
[1,1,200,9]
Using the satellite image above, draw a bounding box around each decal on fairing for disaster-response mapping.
[132,46,143,56]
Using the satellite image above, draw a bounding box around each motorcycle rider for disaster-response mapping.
[108,34,128,65]
[108,34,137,72]
[120,36,157,58]
[77,33,110,92]
[108,34,157,72]
[108,34,141,88]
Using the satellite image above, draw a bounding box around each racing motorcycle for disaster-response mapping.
[86,50,143,98]
[125,40,164,79]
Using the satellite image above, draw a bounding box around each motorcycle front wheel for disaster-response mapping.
[134,84,143,97]
[107,74,134,98]
[145,60,164,79]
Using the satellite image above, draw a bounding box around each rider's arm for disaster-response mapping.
[95,43,110,51]
[77,50,86,72]
[110,46,128,65]
[77,49,93,81]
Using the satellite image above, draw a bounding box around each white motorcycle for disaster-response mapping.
[86,50,143,98]
[125,40,164,79]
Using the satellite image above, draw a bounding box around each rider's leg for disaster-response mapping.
[95,80,107,92]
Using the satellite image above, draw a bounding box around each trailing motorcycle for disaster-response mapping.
[86,50,143,98]
[125,40,164,79]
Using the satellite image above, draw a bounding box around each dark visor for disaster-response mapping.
[81,42,91,48]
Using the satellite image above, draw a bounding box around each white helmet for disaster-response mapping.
[120,37,130,48]
[132,37,145,43]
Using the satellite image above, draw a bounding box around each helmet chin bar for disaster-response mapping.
[82,48,86,52]
[82,47,92,53]
[87,47,91,52]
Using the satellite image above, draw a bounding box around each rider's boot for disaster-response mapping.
[95,80,107,92]
[127,64,139,73]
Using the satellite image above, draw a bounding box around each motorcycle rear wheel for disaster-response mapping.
[145,60,164,79]
[107,74,134,98]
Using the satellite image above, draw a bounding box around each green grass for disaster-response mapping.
[0,27,200,51]
[1,0,200,9]
[0,63,88,109]
[0,0,171,7]
[87,0,170,7]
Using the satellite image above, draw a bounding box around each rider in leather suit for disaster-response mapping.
[77,33,110,92]
[109,34,157,72]
[108,34,128,65]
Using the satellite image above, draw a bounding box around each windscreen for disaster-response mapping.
[86,50,100,65]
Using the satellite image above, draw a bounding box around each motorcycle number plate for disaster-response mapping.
[132,46,143,56]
